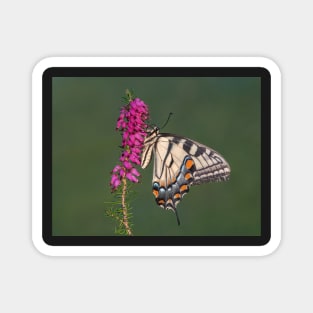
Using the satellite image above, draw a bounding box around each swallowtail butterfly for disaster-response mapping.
[141,127,231,225]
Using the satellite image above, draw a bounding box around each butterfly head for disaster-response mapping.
[145,126,160,138]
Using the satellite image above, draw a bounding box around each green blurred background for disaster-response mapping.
[52,76,261,236]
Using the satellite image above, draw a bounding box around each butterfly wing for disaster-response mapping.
[169,135,231,185]
[141,129,231,225]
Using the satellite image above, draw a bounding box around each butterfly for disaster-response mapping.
[141,126,231,225]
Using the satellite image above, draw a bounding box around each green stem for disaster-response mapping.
[121,177,133,236]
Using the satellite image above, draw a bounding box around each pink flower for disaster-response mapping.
[129,153,140,164]
[123,161,132,170]
[131,147,141,154]
[112,165,121,173]
[110,96,149,191]
[119,168,125,177]
[126,172,139,183]
[130,168,140,177]
[110,174,121,189]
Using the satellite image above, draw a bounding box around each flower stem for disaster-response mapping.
[121,177,133,236]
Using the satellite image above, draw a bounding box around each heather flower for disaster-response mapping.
[110,97,149,191]
[126,172,139,183]
[110,174,121,189]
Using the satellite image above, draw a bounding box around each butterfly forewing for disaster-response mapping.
[141,127,231,224]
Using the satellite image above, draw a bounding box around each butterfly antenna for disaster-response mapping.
[159,112,174,130]
[174,209,181,226]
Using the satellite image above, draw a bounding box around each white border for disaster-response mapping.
[32,57,281,256]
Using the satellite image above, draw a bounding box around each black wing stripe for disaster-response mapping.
[194,146,206,157]
[181,139,209,158]
[171,137,181,145]
[183,140,191,154]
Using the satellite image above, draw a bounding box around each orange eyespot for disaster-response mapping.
[158,199,165,205]
[185,172,192,180]
[152,190,159,198]
[185,159,194,169]
[180,184,188,192]
[174,193,181,199]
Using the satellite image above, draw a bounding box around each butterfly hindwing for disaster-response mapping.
[141,127,231,224]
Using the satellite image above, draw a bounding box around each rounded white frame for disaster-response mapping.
[32,57,281,256]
